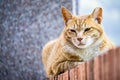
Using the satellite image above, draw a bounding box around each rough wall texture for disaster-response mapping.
[0,0,72,80]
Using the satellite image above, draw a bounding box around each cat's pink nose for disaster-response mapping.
[77,37,83,41]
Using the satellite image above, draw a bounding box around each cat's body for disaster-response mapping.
[42,7,114,77]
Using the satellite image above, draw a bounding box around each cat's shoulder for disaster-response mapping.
[44,39,57,48]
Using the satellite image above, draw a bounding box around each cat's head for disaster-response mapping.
[61,6,104,49]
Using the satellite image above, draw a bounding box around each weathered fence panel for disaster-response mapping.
[47,47,120,80]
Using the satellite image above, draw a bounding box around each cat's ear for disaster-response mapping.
[91,7,102,24]
[61,6,72,25]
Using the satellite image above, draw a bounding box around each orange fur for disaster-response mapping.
[42,6,115,77]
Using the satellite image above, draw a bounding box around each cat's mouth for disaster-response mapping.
[78,42,86,46]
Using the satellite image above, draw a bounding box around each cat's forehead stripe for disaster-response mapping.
[75,19,81,30]
[71,16,91,29]
[76,19,80,27]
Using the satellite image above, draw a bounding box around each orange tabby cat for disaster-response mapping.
[42,6,114,77]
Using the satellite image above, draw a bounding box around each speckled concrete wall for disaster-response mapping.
[0,0,72,80]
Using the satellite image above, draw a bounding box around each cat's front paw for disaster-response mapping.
[74,61,84,67]
[77,62,84,65]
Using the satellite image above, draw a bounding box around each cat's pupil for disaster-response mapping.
[70,29,76,33]
[85,28,91,32]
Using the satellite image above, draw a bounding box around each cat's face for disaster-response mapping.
[61,7,104,48]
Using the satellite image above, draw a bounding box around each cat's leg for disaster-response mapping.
[51,61,80,76]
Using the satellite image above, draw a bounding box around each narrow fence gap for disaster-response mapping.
[47,47,120,80]
[68,69,70,80]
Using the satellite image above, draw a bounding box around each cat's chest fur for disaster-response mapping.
[63,44,101,61]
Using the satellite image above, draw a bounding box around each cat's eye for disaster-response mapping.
[70,29,76,33]
[84,28,91,32]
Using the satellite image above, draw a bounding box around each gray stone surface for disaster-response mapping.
[0,0,72,80]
